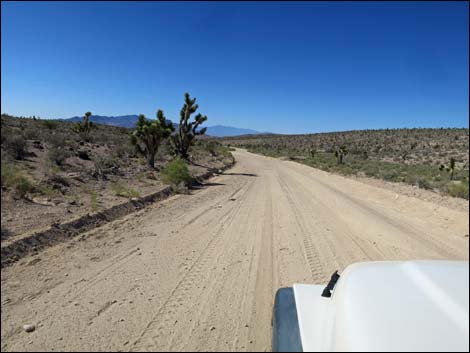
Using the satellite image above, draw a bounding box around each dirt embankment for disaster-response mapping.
[1,161,235,268]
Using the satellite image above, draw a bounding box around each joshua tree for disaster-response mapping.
[83,112,92,132]
[362,150,368,160]
[131,111,174,168]
[449,157,456,180]
[172,93,207,160]
[73,111,94,135]
[440,157,456,180]
[309,148,317,158]
[334,145,348,164]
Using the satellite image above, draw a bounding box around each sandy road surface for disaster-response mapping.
[1,149,468,352]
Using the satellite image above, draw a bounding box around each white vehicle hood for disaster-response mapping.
[293,260,469,352]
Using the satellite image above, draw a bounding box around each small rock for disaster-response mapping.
[23,324,35,333]
[123,341,129,346]
[210,326,216,331]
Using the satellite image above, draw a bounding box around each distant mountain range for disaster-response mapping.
[62,115,266,137]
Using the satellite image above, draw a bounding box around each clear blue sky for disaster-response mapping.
[1,1,468,134]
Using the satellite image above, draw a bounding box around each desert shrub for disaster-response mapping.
[1,163,35,197]
[49,133,68,148]
[363,165,379,177]
[381,168,400,181]
[447,181,469,200]
[5,134,27,160]
[112,142,134,159]
[42,120,58,130]
[417,178,432,190]
[203,140,219,156]
[161,158,192,186]
[37,184,59,198]
[13,175,34,197]
[77,131,94,143]
[339,165,354,176]
[111,183,140,198]
[41,173,70,195]
[47,146,71,166]
[23,127,41,140]
[89,191,99,211]
[93,155,120,179]
[1,163,16,187]
[47,173,70,187]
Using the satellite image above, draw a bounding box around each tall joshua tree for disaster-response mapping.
[83,112,92,132]
[449,157,456,180]
[440,157,457,180]
[73,111,94,136]
[172,93,207,159]
[131,110,174,168]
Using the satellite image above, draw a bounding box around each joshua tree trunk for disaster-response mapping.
[147,152,155,168]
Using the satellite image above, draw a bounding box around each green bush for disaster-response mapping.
[447,181,469,200]
[111,183,140,198]
[417,178,433,190]
[5,134,27,160]
[381,169,400,181]
[161,158,192,186]
[90,191,99,211]
[1,163,35,197]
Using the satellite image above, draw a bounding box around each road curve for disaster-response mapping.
[1,149,468,352]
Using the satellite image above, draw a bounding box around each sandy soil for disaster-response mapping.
[1,149,468,352]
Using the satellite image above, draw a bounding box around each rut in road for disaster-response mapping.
[1,149,468,352]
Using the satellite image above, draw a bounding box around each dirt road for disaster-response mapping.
[1,149,468,352]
